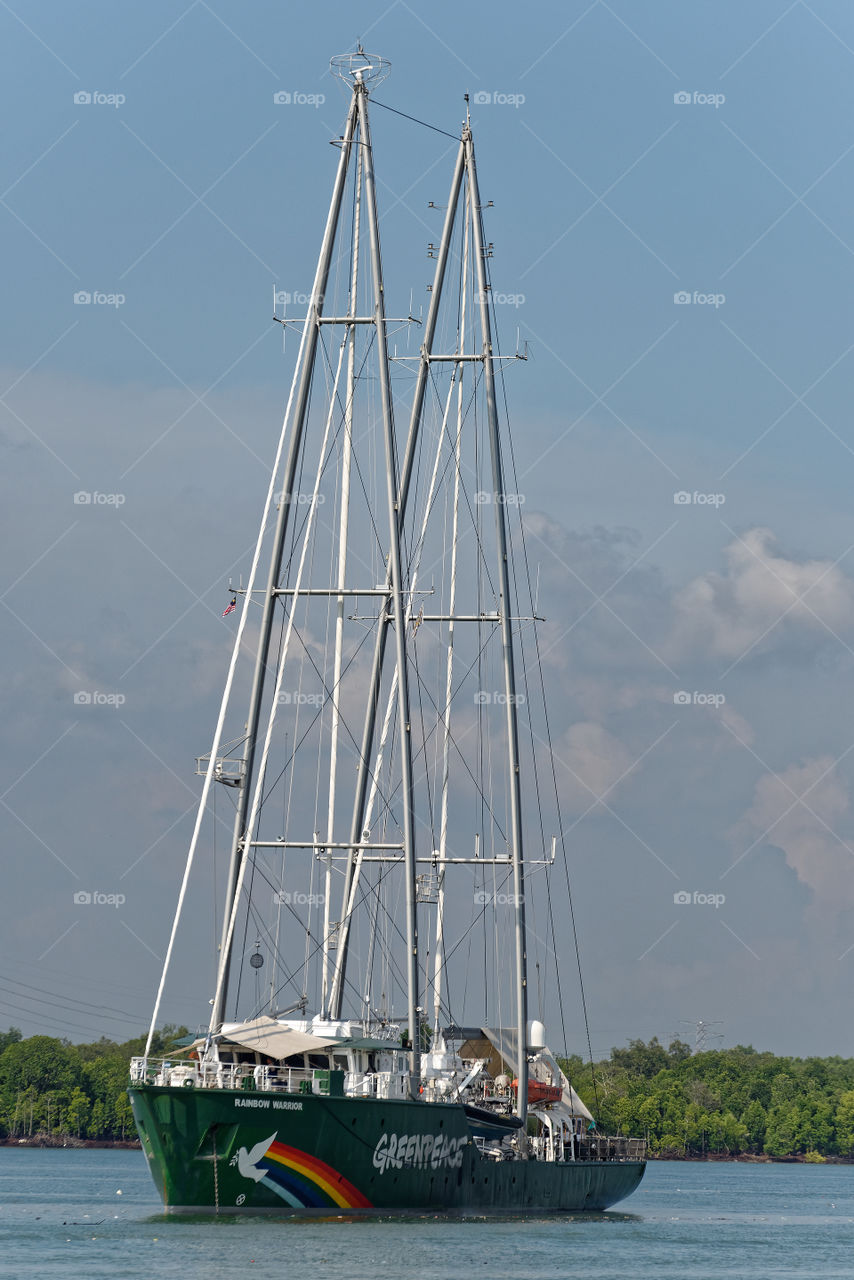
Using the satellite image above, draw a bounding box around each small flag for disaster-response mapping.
[222,597,237,617]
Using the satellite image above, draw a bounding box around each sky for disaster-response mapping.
[3,0,854,1059]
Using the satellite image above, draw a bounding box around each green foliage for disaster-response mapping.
[836,1091,854,1155]
[557,1038,854,1159]
[114,1091,134,1140]
[741,1099,767,1150]
[65,1087,90,1138]
[0,1036,81,1095]
[0,1025,187,1142]
[610,1037,670,1078]
[87,1099,107,1139]
[0,1028,22,1055]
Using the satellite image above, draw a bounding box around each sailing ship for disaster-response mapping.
[128,50,646,1215]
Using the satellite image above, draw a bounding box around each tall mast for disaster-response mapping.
[465,123,529,1120]
[321,144,363,1017]
[329,138,467,1020]
[323,113,530,1119]
[355,79,421,1087]
[433,184,469,1038]
[209,90,359,1033]
[206,52,423,1077]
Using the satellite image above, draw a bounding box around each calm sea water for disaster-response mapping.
[1,1149,853,1278]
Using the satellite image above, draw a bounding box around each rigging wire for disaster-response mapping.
[0,974,149,1026]
[371,97,461,142]
[253,852,412,1019]
[0,995,127,1042]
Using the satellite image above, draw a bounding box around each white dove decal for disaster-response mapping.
[232,1132,277,1182]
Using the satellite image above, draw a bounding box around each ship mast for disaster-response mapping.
[208,84,359,1033]
[330,106,531,1120]
[465,120,529,1120]
[208,54,420,1084]
[320,143,362,1018]
[354,73,421,1088]
[327,142,467,1022]
[432,184,469,1040]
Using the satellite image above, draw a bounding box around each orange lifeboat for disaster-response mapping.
[513,1078,562,1105]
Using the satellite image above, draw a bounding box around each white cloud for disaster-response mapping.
[670,528,854,661]
[553,720,635,812]
[736,756,854,914]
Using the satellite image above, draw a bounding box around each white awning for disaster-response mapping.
[218,1016,340,1060]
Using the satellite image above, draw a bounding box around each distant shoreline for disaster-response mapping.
[0,1137,141,1150]
[649,1152,850,1164]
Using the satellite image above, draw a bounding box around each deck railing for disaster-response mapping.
[576,1135,647,1161]
[129,1057,316,1093]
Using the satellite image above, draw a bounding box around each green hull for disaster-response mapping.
[129,1084,645,1215]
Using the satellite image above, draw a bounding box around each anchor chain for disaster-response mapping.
[212,1127,219,1214]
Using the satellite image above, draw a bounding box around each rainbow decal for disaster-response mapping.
[257,1139,373,1209]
